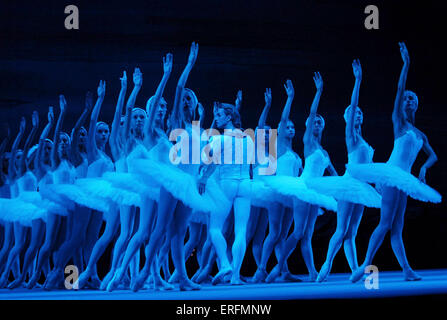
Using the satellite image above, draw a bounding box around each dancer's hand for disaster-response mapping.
[19,117,26,133]
[197,176,207,194]
[97,80,106,98]
[133,68,143,88]
[399,42,410,65]
[313,72,323,91]
[235,90,243,110]
[284,79,294,97]
[187,42,199,66]
[48,107,54,123]
[418,167,426,184]
[59,94,67,112]
[120,71,127,90]
[352,59,362,80]
[197,102,204,119]
[85,91,94,111]
[163,53,173,75]
[32,111,39,128]
[264,88,272,106]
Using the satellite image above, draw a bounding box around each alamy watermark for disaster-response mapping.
[364,265,379,289]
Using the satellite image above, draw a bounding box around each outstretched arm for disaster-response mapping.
[8,117,26,181]
[35,107,54,177]
[71,92,93,166]
[110,72,127,160]
[258,88,272,129]
[18,111,39,176]
[392,42,410,134]
[51,95,67,169]
[87,80,106,163]
[346,59,362,145]
[169,42,199,131]
[145,53,172,137]
[303,72,323,145]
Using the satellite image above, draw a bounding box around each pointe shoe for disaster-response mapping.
[168,270,180,284]
[277,271,303,283]
[106,271,124,292]
[250,269,268,283]
[350,265,366,283]
[212,267,232,285]
[265,265,281,283]
[7,278,23,289]
[316,262,331,282]
[179,278,201,291]
[404,269,422,281]
[100,270,115,290]
[131,272,149,292]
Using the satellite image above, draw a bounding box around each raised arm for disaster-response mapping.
[346,59,362,145]
[35,107,54,177]
[303,72,323,145]
[87,80,106,163]
[18,111,39,176]
[169,42,199,131]
[51,95,67,169]
[0,126,11,182]
[258,88,272,129]
[71,92,93,166]
[392,42,410,134]
[145,53,172,137]
[235,90,242,112]
[110,72,127,160]
[279,80,294,135]
[8,117,26,181]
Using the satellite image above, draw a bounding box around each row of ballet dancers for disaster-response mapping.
[0,41,441,292]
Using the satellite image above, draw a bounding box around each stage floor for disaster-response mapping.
[1,269,447,300]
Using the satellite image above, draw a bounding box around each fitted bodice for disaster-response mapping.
[87,152,114,178]
[387,130,423,172]
[300,148,329,181]
[75,157,89,179]
[276,150,302,177]
[17,171,38,192]
[53,160,76,184]
[348,140,374,164]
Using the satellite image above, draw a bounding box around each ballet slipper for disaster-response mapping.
[350,264,366,283]
[100,269,116,290]
[277,271,303,283]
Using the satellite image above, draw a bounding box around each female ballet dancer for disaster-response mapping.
[0,114,50,288]
[263,73,338,283]
[128,42,217,291]
[8,111,69,289]
[315,60,382,282]
[27,96,88,289]
[251,81,305,283]
[349,42,441,282]
[107,55,176,292]
[0,127,12,275]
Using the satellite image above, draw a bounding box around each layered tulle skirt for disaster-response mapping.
[102,171,160,202]
[0,197,47,226]
[347,163,442,203]
[260,176,338,212]
[305,174,382,208]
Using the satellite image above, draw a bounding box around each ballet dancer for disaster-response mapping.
[349,42,441,282]
[315,59,381,282]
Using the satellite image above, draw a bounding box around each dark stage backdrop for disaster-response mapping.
[0,0,445,276]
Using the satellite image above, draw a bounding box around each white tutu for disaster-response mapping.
[347,163,442,203]
[261,176,338,212]
[18,191,68,217]
[130,159,213,213]
[0,198,47,226]
[305,175,382,208]
[75,178,142,207]
[249,178,283,209]
[102,171,160,202]
[39,183,110,214]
